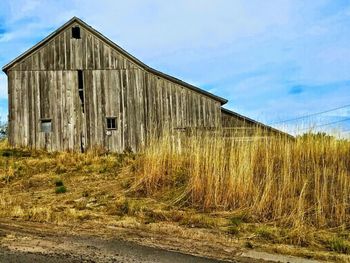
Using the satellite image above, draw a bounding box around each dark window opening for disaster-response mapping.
[72,26,81,39]
[78,70,84,113]
[78,70,84,90]
[41,119,52,133]
[106,117,117,130]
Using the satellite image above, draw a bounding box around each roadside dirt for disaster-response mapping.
[0,219,323,263]
[0,229,225,263]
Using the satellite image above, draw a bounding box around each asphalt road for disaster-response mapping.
[0,226,230,263]
[0,243,229,263]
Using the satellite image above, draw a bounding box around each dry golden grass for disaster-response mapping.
[130,131,350,230]
[0,132,350,261]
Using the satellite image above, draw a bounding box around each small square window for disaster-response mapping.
[72,26,81,39]
[106,117,116,130]
[41,119,52,133]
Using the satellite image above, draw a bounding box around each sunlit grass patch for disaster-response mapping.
[328,237,350,254]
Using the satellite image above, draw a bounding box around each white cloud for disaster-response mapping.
[0,33,14,42]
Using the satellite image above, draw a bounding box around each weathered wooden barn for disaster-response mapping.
[2,17,286,152]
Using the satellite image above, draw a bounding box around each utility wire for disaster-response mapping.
[297,117,350,131]
[271,104,350,125]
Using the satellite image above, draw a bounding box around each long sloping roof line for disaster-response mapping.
[2,17,228,105]
[221,107,294,138]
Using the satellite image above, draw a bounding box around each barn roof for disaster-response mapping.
[221,107,294,138]
[2,17,228,105]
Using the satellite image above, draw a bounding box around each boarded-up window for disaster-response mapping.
[106,117,116,130]
[41,119,52,133]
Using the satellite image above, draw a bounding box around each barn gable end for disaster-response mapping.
[5,21,140,72]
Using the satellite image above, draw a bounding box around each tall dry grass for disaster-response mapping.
[130,131,350,228]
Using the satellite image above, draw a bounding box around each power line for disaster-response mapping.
[298,117,350,131]
[271,104,350,125]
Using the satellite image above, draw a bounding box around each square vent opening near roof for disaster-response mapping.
[72,26,81,39]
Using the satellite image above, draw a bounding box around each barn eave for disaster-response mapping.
[221,107,294,138]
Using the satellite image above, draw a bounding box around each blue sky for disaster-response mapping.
[0,0,350,135]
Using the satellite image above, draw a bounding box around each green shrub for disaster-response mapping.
[55,185,67,194]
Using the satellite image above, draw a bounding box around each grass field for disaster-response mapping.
[0,133,349,261]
